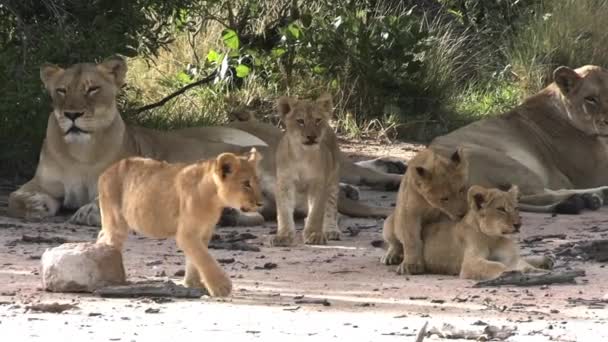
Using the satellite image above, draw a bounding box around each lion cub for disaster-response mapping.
[382,148,468,275]
[272,94,341,246]
[423,185,553,280]
[96,148,263,297]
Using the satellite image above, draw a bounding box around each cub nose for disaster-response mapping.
[64,111,84,121]
[513,222,522,232]
[306,135,317,142]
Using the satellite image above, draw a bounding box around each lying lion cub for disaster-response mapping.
[422,185,553,280]
[272,94,341,246]
[96,148,263,297]
[382,148,468,275]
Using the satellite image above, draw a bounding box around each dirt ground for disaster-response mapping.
[1,140,607,342]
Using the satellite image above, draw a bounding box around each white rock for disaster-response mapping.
[41,242,126,292]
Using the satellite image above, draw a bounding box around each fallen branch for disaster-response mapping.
[133,71,217,115]
[26,302,78,313]
[415,322,428,342]
[95,280,206,298]
[208,241,260,252]
[473,269,585,288]
[427,323,515,340]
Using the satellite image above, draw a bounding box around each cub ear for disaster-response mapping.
[98,54,128,87]
[508,184,520,200]
[40,63,64,90]
[277,96,296,120]
[553,66,581,95]
[247,147,263,166]
[467,185,487,210]
[316,93,334,119]
[216,153,240,179]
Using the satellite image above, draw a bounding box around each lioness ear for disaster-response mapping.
[450,149,462,164]
[468,186,486,210]
[98,54,128,87]
[247,147,262,166]
[316,93,334,119]
[554,66,581,95]
[40,63,64,90]
[277,96,295,119]
[508,184,520,201]
[216,153,240,179]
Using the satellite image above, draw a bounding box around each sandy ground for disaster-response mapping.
[1,140,607,342]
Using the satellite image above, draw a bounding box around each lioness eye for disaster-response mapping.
[440,197,449,202]
[87,86,100,95]
[56,88,66,96]
[243,180,251,188]
[497,207,506,212]
[585,96,598,104]
[315,118,322,125]
[296,119,305,126]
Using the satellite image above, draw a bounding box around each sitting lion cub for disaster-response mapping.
[272,94,341,246]
[422,185,554,280]
[382,148,468,274]
[96,148,263,297]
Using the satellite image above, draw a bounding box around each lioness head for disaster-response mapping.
[277,94,333,148]
[553,65,608,137]
[214,148,264,212]
[40,55,127,143]
[467,185,521,236]
[409,148,469,220]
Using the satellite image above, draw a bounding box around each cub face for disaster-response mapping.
[467,185,522,236]
[39,55,127,143]
[411,148,469,220]
[277,94,334,149]
[215,148,264,212]
[553,65,608,137]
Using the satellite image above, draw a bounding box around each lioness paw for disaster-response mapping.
[582,193,603,211]
[68,202,101,226]
[270,233,296,247]
[381,251,403,265]
[206,275,233,297]
[538,255,555,270]
[303,231,327,245]
[396,260,425,275]
[23,193,60,221]
[324,230,341,241]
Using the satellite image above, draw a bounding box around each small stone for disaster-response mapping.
[42,242,126,292]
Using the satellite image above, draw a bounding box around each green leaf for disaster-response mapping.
[206,49,219,63]
[222,29,240,50]
[176,71,192,84]
[287,23,301,39]
[235,64,250,78]
[271,47,286,58]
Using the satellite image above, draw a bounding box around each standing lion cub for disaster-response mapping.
[422,185,554,280]
[272,94,341,246]
[96,148,263,297]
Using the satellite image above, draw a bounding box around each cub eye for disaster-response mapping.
[56,88,66,96]
[497,207,506,212]
[440,197,449,202]
[296,119,305,126]
[459,186,466,194]
[315,118,322,125]
[243,180,252,189]
[585,96,598,104]
[87,86,100,95]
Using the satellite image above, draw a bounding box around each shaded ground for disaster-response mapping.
[1,140,607,341]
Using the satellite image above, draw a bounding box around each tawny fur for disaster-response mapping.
[271,94,341,246]
[421,185,554,280]
[382,148,469,275]
[96,149,263,297]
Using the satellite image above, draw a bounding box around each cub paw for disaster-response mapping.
[303,230,327,245]
[270,233,296,247]
[381,251,403,265]
[582,193,603,211]
[68,202,101,226]
[324,230,341,241]
[205,275,233,297]
[23,193,60,221]
[396,260,425,275]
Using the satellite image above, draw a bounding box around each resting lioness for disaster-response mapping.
[272,95,341,246]
[7,55,402,226]
[430,65,608,214]
[421,185,554,280]
[381,148,468,274]
[97,148,263,297]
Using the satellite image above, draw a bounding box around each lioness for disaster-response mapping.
[97,149,263,297]
[7,55,401,226]
[422,185,554,280]
[430,65,608,213]
[381,148,468,274]
[272,95,341,246]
